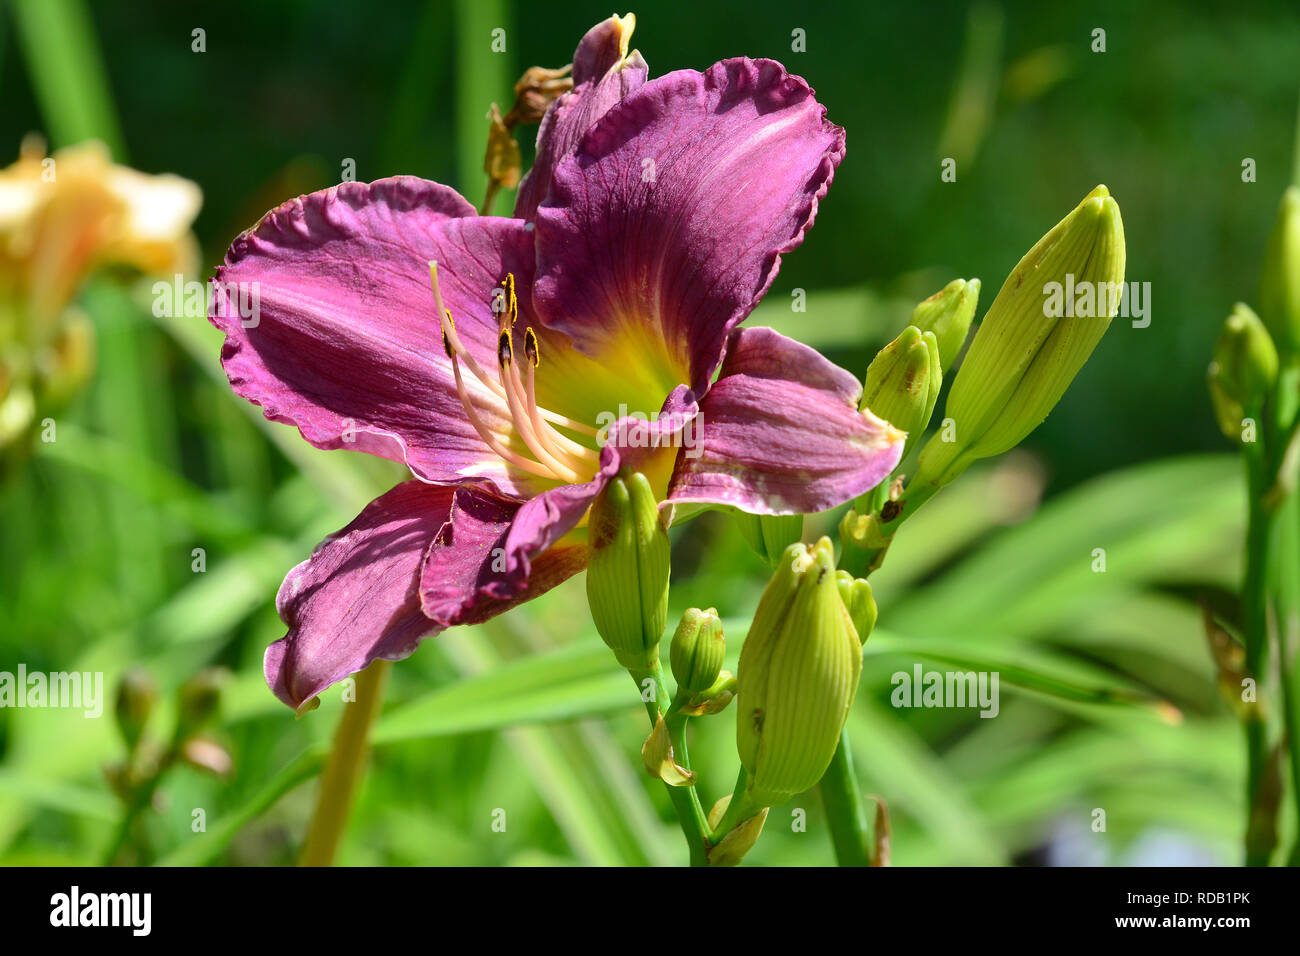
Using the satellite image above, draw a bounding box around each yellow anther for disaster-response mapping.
[524,326,540,367]
[504,272,519,328]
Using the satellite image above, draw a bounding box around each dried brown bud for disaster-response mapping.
[506,65,574,126]
[483,103,522,191]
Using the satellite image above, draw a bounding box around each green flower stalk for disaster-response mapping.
[860,325,942,454]
[670,607,725,693]
[910,277,981,372]
[735,537,863,808]
[914,185,1126,489]
[1259,186,1300,363]
[1208,303,1278,443]
[587,472,670,671]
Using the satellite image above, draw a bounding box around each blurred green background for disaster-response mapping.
[1,0,1297,866]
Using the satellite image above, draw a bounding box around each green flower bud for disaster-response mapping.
[736,537,862,807]
[669,607,725,693]
[916,185,1126,488]
[586,471,670,671]
[114,667,158,753]
[175,667,226,742]
[910,277,981,372]
[836,570,878,642]
[859,326,941,451]
[1260,186,1300,361]
[1208,303,1278,442]
[734,510,803,566]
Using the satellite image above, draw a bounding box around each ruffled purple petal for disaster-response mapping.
[211,176,545,498]
[418,482,592,628]
[515,13,648,221]
[265,480,453,711]
[667,327,904,514]
[532,58,845,393]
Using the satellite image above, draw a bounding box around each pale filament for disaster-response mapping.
[430,261,600,484]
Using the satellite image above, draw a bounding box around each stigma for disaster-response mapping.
[430,261,599,484]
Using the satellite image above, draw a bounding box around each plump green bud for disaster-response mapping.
[1208,303,1278,442]
[586,472,670,671]
[916,185,1126,488]
[736,537,862,807]
[836,570,878,642]
[114,667,158,753]
[669,607,725,693]
[734,510,803,566]
[175,667,226,742]
[1260,186,1300,361]
[910,278,981,372]
[860,326,941,451]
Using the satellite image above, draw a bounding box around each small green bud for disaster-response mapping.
[1208,303,1278,442]
[734,510,803,566]
[114,667,157,753]
[836,570,878,642]
[175,667,226,742]
[859,326,941,451]
[586,471,670,671]
[910,278,981,372]
[916,185,1126,488]
[735,537,862,808]
[1260,186,1300,361]
[669,607,725,693]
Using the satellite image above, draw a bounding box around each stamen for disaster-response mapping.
[523,327,539,367]
[505,273,518,328]
[447,344,560,480]
[430,263,507,400]
[495,327,583,482]
[523,356,598,461]
[428,261,604,483]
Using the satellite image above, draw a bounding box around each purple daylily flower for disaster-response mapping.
[209,15,904,711]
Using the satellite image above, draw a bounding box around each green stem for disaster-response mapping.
[102,748,177,866]
[820,729,872,866]
[298,660,390,866]
[711,765,761,840]
[629,666,711,866]
[1272,365,1300,863]
[1242,443,1276,866]
[1276,489,1300,865]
